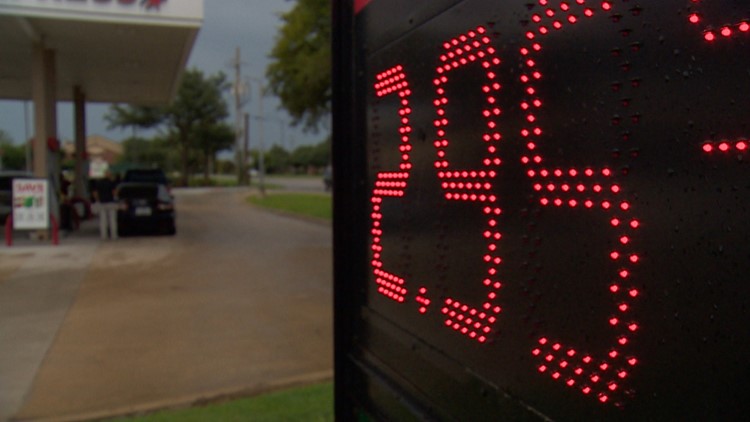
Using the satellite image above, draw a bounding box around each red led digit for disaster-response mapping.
[433,26,503,344]
[369,7,642,405]
[416,287,432,314]
[370,65,413,304]
[702,140,749,155]
[688,4,750,155]
[521,0,640,404]
[687,0,750,42]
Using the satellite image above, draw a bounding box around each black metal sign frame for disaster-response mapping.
[334,1,750,420]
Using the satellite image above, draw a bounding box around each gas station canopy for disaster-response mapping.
[0,0,203,204]
[0,0,203,104]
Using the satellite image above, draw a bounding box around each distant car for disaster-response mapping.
[116,182,176,235]
[0,171,33,224]
[323,165,333,191]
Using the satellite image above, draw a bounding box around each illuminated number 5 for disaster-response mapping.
[521,1,640,404]
[689,0,750,155]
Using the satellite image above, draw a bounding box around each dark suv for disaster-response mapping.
[116,182,176,235]
[117,168,175,235]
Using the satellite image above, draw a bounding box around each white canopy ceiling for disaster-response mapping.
[0,0,202,104]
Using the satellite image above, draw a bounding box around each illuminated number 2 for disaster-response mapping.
[522,0,640,404]
[370,65,413,303]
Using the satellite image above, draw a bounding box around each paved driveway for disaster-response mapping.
[0,187,332,421]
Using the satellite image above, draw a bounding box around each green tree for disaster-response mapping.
[289,138,330,171]
[264,144,291,174]
[309,136,331,167]
[105,69,232,186]
[195,122,234,181]
[266,0,331,131]
[0,130,26,170]
[290,144,314,170]
[104,104,164,137]
[118,136,173,171]
[165,69,231,186]
[216,158,236,175]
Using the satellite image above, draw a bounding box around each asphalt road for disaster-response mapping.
[1,187,332,421]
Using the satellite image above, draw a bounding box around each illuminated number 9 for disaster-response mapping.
[521,0,640,404]
[432,27,504,343]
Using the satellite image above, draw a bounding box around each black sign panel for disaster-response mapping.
[334,1,750,420]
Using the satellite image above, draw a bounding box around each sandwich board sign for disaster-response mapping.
[13,179,49,230]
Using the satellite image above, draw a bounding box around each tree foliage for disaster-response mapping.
[264,144,291,174]
[266,0,331,131]
[285,137,330,171]
[0,129,26,170]
[104,104,164,136]
[166,69,231,186]
[106,69,234,185]
[118,136,174,171]
[195,122,234,180]
[247,138,330,175]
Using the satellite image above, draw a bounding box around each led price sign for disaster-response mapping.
[339,0,750,420]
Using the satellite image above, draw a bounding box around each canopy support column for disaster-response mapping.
[31,43,60,223]
[32,44,57,178]
[73,85,88,199]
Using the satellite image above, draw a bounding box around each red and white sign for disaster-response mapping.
[13,179,49,230]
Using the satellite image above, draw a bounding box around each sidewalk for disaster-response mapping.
[0,220,101,422]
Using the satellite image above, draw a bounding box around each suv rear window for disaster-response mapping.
[118,184,158,198]
[123,169,168,184]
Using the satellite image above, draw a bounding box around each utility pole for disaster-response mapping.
[244,112,250,185]
[231,47,248,185]
[257,80,266,196]
[247,77,267,196]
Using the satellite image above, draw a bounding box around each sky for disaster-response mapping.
[0,0,326,150]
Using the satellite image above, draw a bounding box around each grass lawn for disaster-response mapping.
[115,382,333,422]
[247,193,332,221]
[188,177,283,190]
